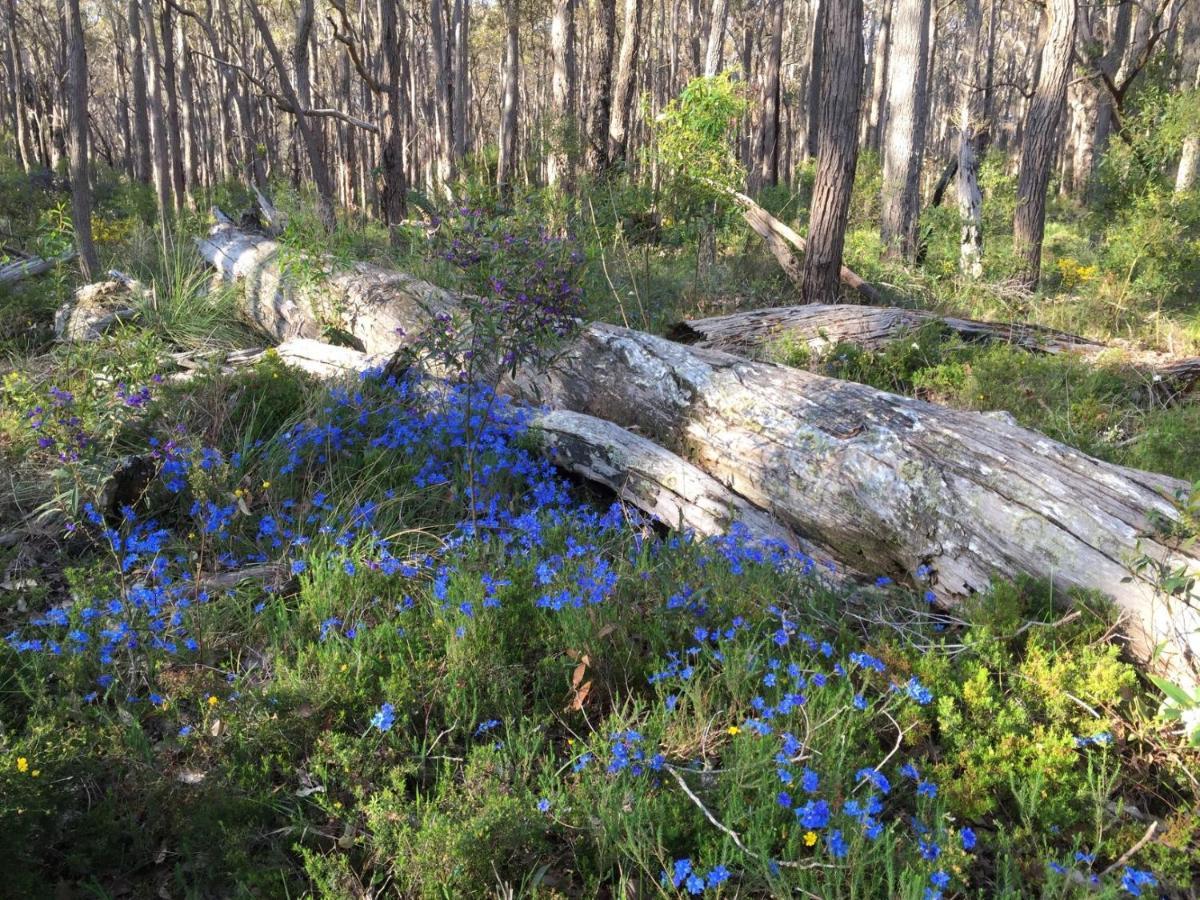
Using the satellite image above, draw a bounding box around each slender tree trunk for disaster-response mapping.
[757,0,784,187]
[957,0,985,276]
[804,0,823,160]
[159,4,186,210]
[1013,0,1077,290]
[801,0,864,303]
[864,0,893,152]
[548,0,578,191]
[381,0,408,237]
[880,0,931,260]
[586,0,616,173]
[176,18,199,204]
[497,0,520,198]
[1174,13,1199,192]
[430,0,455,193]
[4,0,34,173]
[128,0,151,183]
[142,0,173,224]
[113,39,134,179]
[704,0,728,76]
[452,0,469,160]
[608,0,643,167]
[62,0,99,280]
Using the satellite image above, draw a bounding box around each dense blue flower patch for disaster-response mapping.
[4,370,1168,897]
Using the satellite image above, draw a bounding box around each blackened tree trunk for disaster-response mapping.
[128,0,151,184]
[1013,0,1077,290]
[608,0,642,167]
[800,0,863,303]
[757,0,784,187]
[381,0,409,238]
[62,0,99,280]
[880,0,931,260]
[804,0,823,160]
[586,0,616,173]
[497,0,520,198]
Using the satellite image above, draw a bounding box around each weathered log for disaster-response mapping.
[509,322,1200,685]
[0,250,76,286]
[195,212,461,354]
[193,222,1200,684]
[669,304,1200,400]
[54,278,140,341]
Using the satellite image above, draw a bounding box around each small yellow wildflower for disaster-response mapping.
[31,770,40,778]
[234,488,245,498]
[207,695,219,707]
[803,831,818,847]
[16,757,28,773]
[727,725,740,736]
[339,663,349,672]
[261,481,271,490]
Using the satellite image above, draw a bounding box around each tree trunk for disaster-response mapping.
[128,0,151,184]
[586,0,616,174]
[430,0,456,193]
[880,0,931,261]
[956,0,986,277]
[757,0,785,188]
[452,0,469,161]
[703,0,728,76]
[159,3,186,210]
[142,0,174,224]
[497,0,520,197]
[4,0,35,173]
[863,0,892,152]
[1013,0,1077,291]
[381,0,409,238]
[61,0,99,281]
[1174,15,1199,192]
[803,0,823,161]
[800,0,863,304]
[548,0,577,191]
[608,0,642,168]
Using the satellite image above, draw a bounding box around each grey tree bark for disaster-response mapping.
[880,0,931,261]
[956,0,986,277]
[863,0,893,152]
[141,0,173,224]
[586,0,616,173]
[62,0,100,281]
[800,0,863,304]
[1013,0,1077,290]
[548,0,577,190]
[497,0,520,197]
[608,0,643,167]
[128,0,151,184]
[757,0,785,187]
[703,0,728,76]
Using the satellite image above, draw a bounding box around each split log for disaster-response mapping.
[195,211,461,354]
[669,304,1200,400]
[0,250,76,286]
[509,322,1200,685]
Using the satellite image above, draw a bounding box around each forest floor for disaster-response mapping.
[1,166,1199,898]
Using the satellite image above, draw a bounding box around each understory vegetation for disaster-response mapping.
[3,77,1200,900]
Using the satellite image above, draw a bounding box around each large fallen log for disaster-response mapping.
[509,323,1200,685]
[196,210,461,353]
[195,221,1200,685]
[669,304,1200,401]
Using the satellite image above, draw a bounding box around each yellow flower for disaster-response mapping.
[727,726,740,736]
[31,770,40,778]
[339,663,349,673]
[16,757,28,773]
[207,695,219,707]
[261,481,271,490]
[803,830,818,847]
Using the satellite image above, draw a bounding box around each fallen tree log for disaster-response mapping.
[0,250,76,286]
[196,210,461,353]
[669,304,1200,401]
[510,323,1200,685]
[195,221,1200,685]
